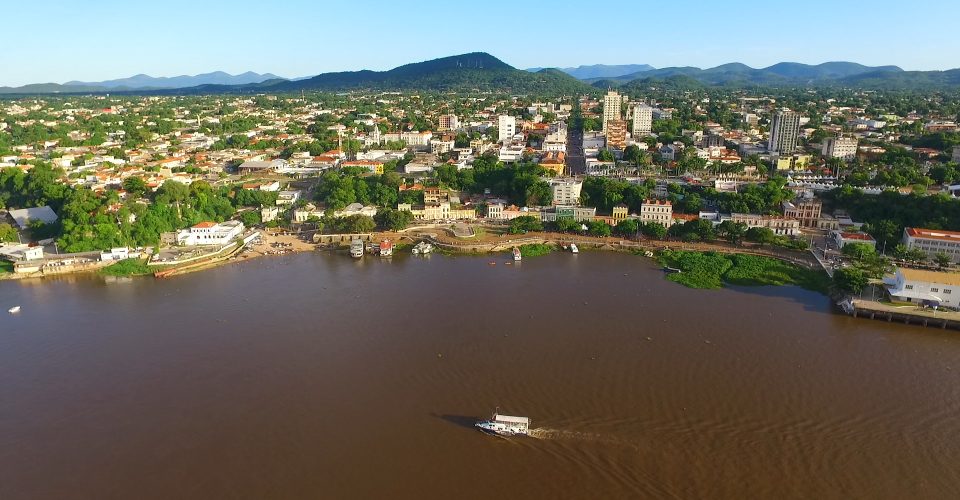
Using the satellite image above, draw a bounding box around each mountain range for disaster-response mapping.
[3,54,960,95]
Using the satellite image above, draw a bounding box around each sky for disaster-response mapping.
[3,0,959,87]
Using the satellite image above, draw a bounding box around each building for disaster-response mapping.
[768,110,801,154]
[602,90,622,132]
[606,120,627,149]
[498,115,516,144]
[822,136,859,162]
[612,205,629,222]
[539,151,566,176]
[486,203,503,219]
[831,231,876,249]
[8,206,58,230]
[953,145,960,164]
[176,221,244,246]
[397,202,475,221]
[782,198,822,228]
[632,104,653,137]
[730,213,801,236]
[539,205,596,223]
[341,160,384,175]
[334,203,377,218]
[903,227,960,264]
[431,140,455,155]
[260,206,280,223]
[640,199,673,227]
[438,114,459,131]
[549,178,582,206]
[885,267,960,309]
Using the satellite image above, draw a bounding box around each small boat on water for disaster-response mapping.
[570,243,579,254]
[475,409,530,436]
[513,247,522,261]
[8,306,21,314]
[411,241,434,255]
[663,266,682,273]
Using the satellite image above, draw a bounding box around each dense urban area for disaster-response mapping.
[2,79,960,319]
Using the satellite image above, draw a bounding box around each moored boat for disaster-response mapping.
[350,239,365,258]
[513,247,522,261]
[570,243,579,254]
[8,305,21,314]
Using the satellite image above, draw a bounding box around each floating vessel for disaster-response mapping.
[8,306,21,314]
[475,409,530,436]
[378,240,393,257]
[663,266,682,273]
[350,239,365,258]
[570,243,579,254]
[411,241,434,255]
[513,247,522,261]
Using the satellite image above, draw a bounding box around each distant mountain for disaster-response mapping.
[260,52,589,94]
[526,64,655,80]
[65,71,283,89]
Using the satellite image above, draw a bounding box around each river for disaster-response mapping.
[1,252,959,499]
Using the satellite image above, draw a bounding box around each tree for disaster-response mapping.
[238,210,261,227]
[339,214,376,234]
[745,227,777,247]
[508,215,542,234]
[586,220,612,237]
[842,242,877,261]
[934,252,952,269]
[0,222,18,242]
[641,221,667,240]
[597,149,615,162]
[122,177,148,197]
[833,267,869,294]
[554,217,579,233]
[716,221,747,245]
[375,208,414,231]
[614,218,639,237]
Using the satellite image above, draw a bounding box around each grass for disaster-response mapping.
[100,258,154,277]
[657,250,829,292]
[518,243,554,258]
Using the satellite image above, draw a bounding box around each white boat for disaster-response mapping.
[8,306,21,314]
[570,243,579,254]
[349,239,364,258]
[513,247,522,261]
[412,241,434,255]
[475,409,530,436]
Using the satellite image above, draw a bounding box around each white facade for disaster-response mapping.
[498,115,516,144]
[769,110,801,154]
[903,227,960,264]
[640,200,673,227]
[176,221,244,246]
[886,268,960,309]
[632,104,653,137]
[822,137,858,162]
[602,91,622,132]
[549,178,583,206]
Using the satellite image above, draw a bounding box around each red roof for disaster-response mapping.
[906,227,960,242]
[838,232,875,241]
[192,221,217,229]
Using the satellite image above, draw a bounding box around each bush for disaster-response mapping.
[100,258,153,277]
[658,250,829,292]
[518,243,554,257]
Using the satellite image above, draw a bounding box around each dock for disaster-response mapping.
[844,299,960,331]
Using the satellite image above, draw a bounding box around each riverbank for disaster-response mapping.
[657,249,831,292]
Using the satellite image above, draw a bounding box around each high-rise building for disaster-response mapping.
[768,110,801,154]
[438,114,459,131]
[822,136,858,162]
[498,115,516,144]
[602,90,622,132]
[606,120,627,149]
[632,104,652,137]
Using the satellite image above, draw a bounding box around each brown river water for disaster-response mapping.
[1,252,959,499]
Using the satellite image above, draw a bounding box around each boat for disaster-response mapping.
[663,266,682,273]
[378,240,394,257]
[412,241,434,255]
[569,243,579,254]
[513,247,522,261]
[475,409,530,436]
[8,306,21,314]
[350,239,365,258]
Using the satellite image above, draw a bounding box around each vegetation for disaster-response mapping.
[508,216,542,234]
[0,260,13,274]
[99,258,154,277]
[658,250,829,292]
[518,243,554,257]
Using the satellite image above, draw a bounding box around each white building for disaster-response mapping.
[769,110,801,154]
[822,136,859,162]
[498,115,516,144]
[176,221,244,246]
[903,227,960,264]
[602,90,622,132]
[549,178,583,206]
[632,104,653,137]
[640,199,673,227]
[885,267,960,309]
[261,206,280,223]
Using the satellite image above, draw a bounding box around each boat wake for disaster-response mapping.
[527,428,637,449]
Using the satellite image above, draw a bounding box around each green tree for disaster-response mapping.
[374,208,414,231]
[122,177,148,197]
[717,220,748,245]
[934,252,952,269]
[745,227,777,247]
[614,218,639,237]
[641,221,667,240]
[833,267,869,294]
[586,220,612,237]
[553,217,579,233]
[508,215,542,234]
[0,222,18,242]
[842,242,877,261]
[238,210,261,227]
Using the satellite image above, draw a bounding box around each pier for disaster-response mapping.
[846,299,960,331]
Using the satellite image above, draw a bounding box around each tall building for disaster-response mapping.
[822,136,858,162]
[768,110,801,154]
[498,115,516,144]
[602,90,622,132]
[438,114,459,131]
[606,120,627,149]
[632,104,653,137]
[549,178,583,206]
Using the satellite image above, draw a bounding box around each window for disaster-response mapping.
[905,285,914,290]
[945,289,953,295]
[931,288,939,293]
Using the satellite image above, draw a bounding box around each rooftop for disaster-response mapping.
[898,268,960,287]
[906,227,960,242]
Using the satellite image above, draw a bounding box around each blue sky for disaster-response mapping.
[3,0,958,86]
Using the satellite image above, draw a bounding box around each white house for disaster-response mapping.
[885,267,960,309]
[176,221,244,246]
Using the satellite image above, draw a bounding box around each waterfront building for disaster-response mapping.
[612,205,629,223]
[885,267,960,309]
[632,104,653,137]
[640,199,673,227]
[822,136,859,162]
[602,90,622,132]
[397,202,475,221]
[176,221,244,246]
[486,203,503,220]
[730,213,801,236]
[539,205,596,223]
[831,231,876,249]
[549,178,582,206]
[768,110,800,154]
[782,197,822,228]
[903,227,960,264]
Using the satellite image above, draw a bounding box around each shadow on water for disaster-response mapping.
[723,283,834,313]
[433,413,478,430]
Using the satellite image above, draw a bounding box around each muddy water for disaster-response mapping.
[1,252,958,499]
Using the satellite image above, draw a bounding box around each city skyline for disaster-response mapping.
[3,0,959,87]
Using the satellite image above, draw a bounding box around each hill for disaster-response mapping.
[526,64,655,80]
[65,71,283,89]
